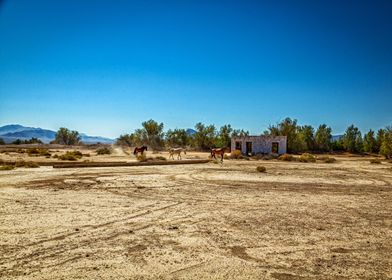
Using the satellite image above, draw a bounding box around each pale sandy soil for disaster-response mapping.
[0,153,391,279]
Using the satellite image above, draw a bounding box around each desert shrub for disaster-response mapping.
[0,138,5,145]
[53,154,59,158]
[370,159,382,164]
[59,154,77,161]
[58,151,83,161]
[278,154,295,161]
[256,166,266,172]
[136,154,147,162]
[252,154,264,160]
[24,161,40,168]
[155,156,166,161]
[320,157,336,163]
[14,160,40,168]
[96,147,111,155]
[252,154,279,160]
[239,155,250,160]
[228,150,249,160]
[299,153,316,163]
[229,150,242,159]
[83,153,90,157]
[27,148,51,157]
[0,165,15,170]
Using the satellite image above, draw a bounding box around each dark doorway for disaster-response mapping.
[272,142,279,154]
[246,142,252,155]
[235,141,242,151]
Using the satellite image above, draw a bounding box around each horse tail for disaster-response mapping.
[133,148,137,155]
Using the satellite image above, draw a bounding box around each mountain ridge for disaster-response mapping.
[0,124,114,144]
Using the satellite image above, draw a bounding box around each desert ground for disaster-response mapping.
[0,147,391,279]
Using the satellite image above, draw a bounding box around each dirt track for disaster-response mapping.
[0,156,391,279]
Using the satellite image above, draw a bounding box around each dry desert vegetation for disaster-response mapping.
[0,146,391,279]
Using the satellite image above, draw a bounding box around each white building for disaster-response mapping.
[231,135,287,155]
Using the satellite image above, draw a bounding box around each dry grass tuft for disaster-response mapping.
[370,159,382,164]
[27,148,51,157]
[278,154,295,161]
[0,165,15,170]
[96,147,111,155]
[298,153,316,163]
[58,151,83,161]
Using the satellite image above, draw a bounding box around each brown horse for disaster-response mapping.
[134,145,148,156]
[211,147,226,162]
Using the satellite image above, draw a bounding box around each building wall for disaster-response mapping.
[231,136,287,155]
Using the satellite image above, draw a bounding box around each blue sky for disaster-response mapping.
[0,0,391,138]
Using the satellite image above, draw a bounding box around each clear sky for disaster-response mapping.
[0,0,391,138]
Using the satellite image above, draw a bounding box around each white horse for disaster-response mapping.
[169,148,187,160]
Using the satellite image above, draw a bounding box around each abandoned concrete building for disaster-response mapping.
[231,135,287,155]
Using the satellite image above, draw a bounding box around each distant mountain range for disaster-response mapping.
[0,124,115,144]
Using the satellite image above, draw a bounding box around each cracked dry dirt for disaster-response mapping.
[0,157,391,279]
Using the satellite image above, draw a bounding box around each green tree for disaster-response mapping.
[165,128,189,147]
[54,127,81,145]
[297,125,315,151]
[342,125,362,153]
[363,129,377,153]
[215,124,233,148]
[193,122,216,150]
[380,126,392,159]
[266,118,305,153]
[12,139,22,145]
[314,124,332,152]
[116,134,135,146]
[232,129,249,137]
[136,119,165,149]
[376,129,386,153]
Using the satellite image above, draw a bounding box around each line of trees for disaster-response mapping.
[264,118,392,158]
[116,119,249,151]
[117,118,392,159]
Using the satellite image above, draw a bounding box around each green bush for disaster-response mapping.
[298,153,316,163]
[256,166,266,172]
[13,161,40,168]
[96,147,112,155]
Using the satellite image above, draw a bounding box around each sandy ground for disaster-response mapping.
[0,153,391,279]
